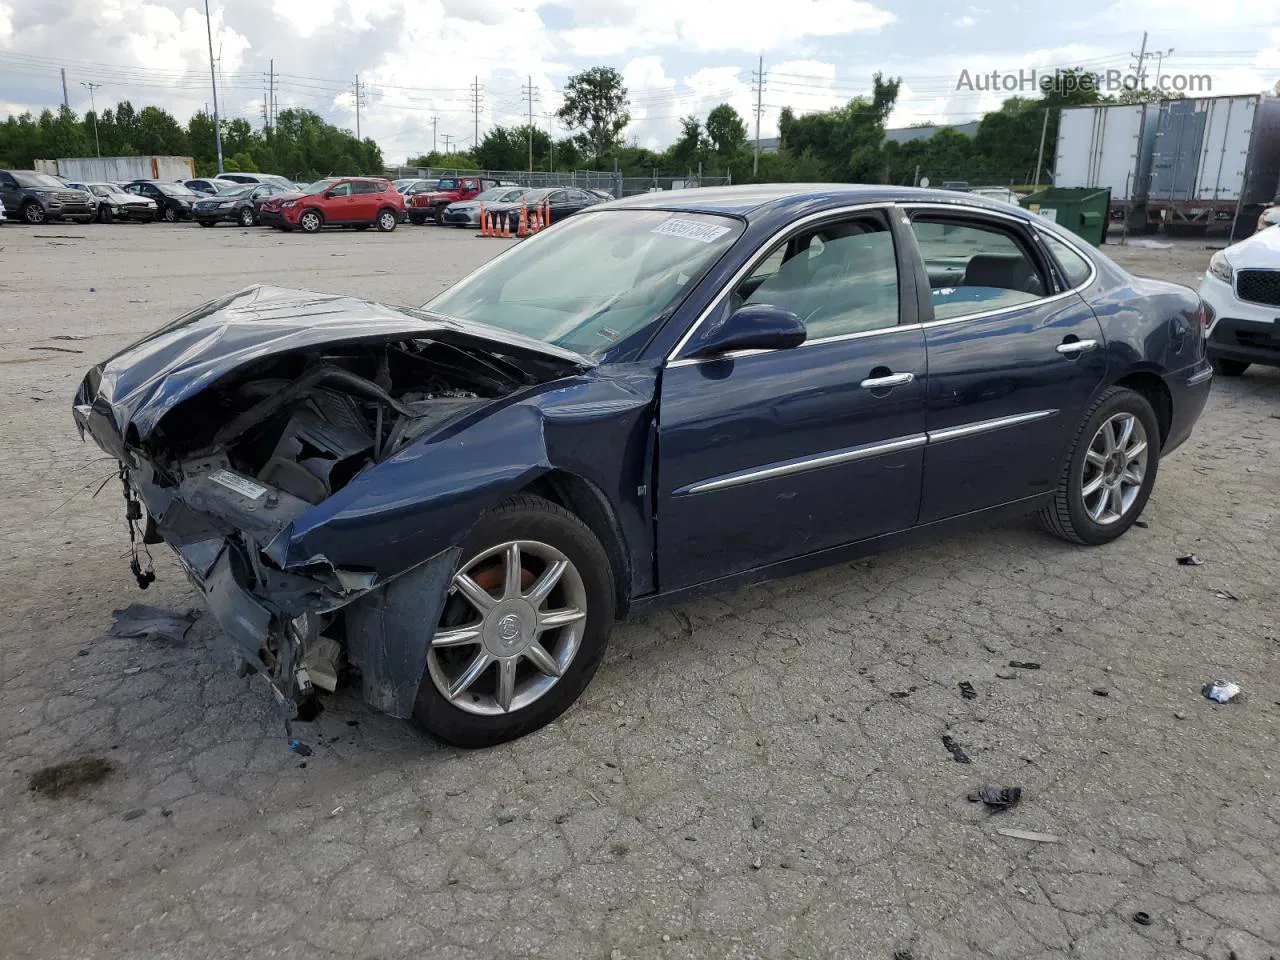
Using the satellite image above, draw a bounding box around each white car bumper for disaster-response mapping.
[1198,269,1280,368]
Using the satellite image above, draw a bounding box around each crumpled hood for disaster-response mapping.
[73,284,590,448]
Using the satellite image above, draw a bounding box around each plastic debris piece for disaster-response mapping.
[121,808,146,821]
[996,827,1060,843]
[968,785,1022,809]
[107,604,196,643]
[1134,518,1149,528]
[1202,680,1241,704]
[995,668,1018,680]
[1132,911,1152,926]
[329,806,344,817]
[1176,554,1204,566]
[1009,661,1041,670]
[1214,589,1238,601]
[1092,688,1110,697]
[289,738,313,757]
[958,681,977,700]
[941,735,971,764]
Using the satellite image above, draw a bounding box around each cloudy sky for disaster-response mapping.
[1,0,1278,164]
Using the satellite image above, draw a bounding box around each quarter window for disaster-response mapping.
[731,215,900,339]
[910,217,1047,321]
[1040,232,1092,288]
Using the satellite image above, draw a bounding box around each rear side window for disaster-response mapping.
[350,181,378,195]
[910,217,1047,321]
[1040,232,1093,288]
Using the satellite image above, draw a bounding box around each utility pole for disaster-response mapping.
[470,76,483,149]
[442,133,455,154]
[353,74,363,140]
[267,59,275,132]
[751,56,765,176]
[1130,31,1149,89]
[522,76,539,172]
[546,113,555,172]
[1151,47,1174,90]
[81,81,102,156]
[430,115,439,155]
[203,0,224,174]
[61,68,69,109]
[1033,107,1050,189]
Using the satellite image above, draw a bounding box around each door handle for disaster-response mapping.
[1056,339,1098,356]
[860,372,915,389]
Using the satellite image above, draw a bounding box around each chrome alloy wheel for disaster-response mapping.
[1081,412,1148,525]
[428,540,587,716]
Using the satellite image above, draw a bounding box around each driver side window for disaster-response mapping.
[732,214,900,339]
[328,182,353,197]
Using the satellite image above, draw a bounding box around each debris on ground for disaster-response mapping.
[1176,554,1204,566]
[751,814,764,829]
[1092,688,1110,697]
[1134,518,1150,528]
[288,739,314,757]
[121,808,146,821]
[1132,910,1153,926]
[1214,589,1239,601]
[1128,238,1173,249]
[1202,680,1242,704]
[1009,661,1041,670]
[28,345,84,354]
[28,756,116,798]
[958,681,977,700]
[968,785,1022,809]
[995,668,1019,680]
[996,827,1061,843]
[941,735,972,764]
[107,604,197,643]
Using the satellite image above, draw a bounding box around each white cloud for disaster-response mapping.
[955,15,976,27]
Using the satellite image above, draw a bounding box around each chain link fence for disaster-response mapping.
[382,167,731,198]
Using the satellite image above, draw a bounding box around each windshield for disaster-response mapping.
[156,182,197,197]
[216,185,255,198]
[435,178,457,191]
[475,187,523,203]
[14,172,65,188]
[425,210,743,357]
[300,178,337,195]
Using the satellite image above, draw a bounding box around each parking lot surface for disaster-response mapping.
[1,223,1278,960]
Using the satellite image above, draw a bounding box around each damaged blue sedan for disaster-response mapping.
[74,185,1212,747]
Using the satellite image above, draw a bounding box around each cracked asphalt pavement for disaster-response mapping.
[1,224,1277,960]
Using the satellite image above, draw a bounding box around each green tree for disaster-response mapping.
[557,66,630,159]
[666,115,704,170]
[705,104,747,157]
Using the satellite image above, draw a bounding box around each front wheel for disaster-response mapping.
[376,208,397,232]
[1210,356,1250,377]
[298,209,323,233]
[412,495,615,748]
[1037,386,1160,545]
[21,201,46,224]
[162,206,178,223]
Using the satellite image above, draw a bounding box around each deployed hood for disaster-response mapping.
[73,284,590,447]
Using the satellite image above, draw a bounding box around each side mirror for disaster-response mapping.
[687,304,807,358]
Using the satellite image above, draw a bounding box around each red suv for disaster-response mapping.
[278,177,405,233]
[408,176,498,225]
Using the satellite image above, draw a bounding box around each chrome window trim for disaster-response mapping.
[666,201,895,362]
[666,200,1102,367]
[676,433,928,496]
[927,409,1058,443]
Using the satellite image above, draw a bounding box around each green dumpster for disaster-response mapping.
[1019,187,1112,246]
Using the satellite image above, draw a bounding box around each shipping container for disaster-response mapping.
[1146,94,1280,236]
[33,156,195,183]
[1054,103,1156,203]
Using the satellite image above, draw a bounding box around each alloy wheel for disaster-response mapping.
[300,211,321,232]
[1081,412,1148,525]
[379,210,396,231]
[427,540,588,716]
[239,207,255,226]
[23,202,45,224]
[163,206,177,222]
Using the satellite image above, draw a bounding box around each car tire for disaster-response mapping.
[162,206,178,223]
[1037,386,1160,546]
[238,206,256,227]
[21,201,46,225]
[299,209,323,233]
[411,494,615,748]
[1210,356,1250,377]
[376,208,397,232]
[432,205,446,224]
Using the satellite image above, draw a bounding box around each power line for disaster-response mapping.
[80,81,101,156]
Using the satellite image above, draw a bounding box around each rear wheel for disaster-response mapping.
[237,206,256,227]
[376,208,397,232]
[412,495,615,748]
[1037,386,1160,545]
[1210,356,1250,377]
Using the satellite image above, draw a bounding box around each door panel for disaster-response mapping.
[658,332,927,589]
[909,209,1108,522]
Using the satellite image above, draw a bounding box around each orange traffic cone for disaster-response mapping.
[501,214,511,238]
[518,201,528,237]
[543,200,552,227]
[531,207,542,232]
[479,205,488,236]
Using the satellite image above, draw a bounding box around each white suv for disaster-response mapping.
[1198,227,1280,377]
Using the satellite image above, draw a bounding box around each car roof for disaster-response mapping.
[601,183,1034,221]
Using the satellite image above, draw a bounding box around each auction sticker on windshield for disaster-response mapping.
[209,469,267,500]
[652,218,732,243]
